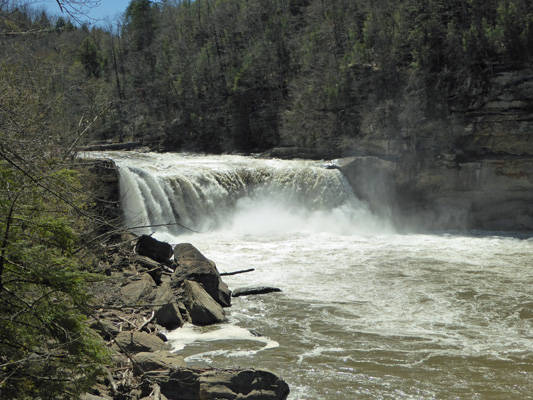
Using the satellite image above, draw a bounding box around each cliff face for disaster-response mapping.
[341,66,533,231]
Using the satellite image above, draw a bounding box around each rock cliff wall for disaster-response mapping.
[340,66,533,231]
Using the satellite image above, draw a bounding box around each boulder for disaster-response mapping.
[136,235,173,263]
[182,280,225,325]
[145,368,290,400]
[151,282,186,329]
[114,331,171,353]
[173,243,231,307]
[199,369,290,400]
[153,281,175,304]
[145,369,200,399]
[132,350,186,375]
[134,254,163,270]
[155,302,185,330]
[232,287,282,298]
[134,254,174,284]
[120,273,156,304]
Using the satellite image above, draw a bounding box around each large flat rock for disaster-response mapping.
[146,368,290,400]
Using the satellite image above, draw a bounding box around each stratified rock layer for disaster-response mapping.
[339,67,533,231]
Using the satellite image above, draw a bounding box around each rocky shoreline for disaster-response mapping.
[83,234,289,400]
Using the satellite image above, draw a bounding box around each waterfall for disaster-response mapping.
[101,152,390,238]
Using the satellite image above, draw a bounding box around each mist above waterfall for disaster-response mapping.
[107,152,392,239]
[227,197,387,236]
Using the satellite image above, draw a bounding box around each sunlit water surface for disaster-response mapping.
[165,231,533,400]
[91,152,533,399]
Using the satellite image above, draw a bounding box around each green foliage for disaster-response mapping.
[79,36,106,77]
[0,7,111,398]
[124,0,159,51]
[0,160,109,400]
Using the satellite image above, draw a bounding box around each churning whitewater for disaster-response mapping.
[113,152,390,238]
[92,152,533,400]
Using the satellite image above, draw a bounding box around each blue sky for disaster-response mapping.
[41,0,132,24]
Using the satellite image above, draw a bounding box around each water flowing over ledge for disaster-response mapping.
[103,152,393,239]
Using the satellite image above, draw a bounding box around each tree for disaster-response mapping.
[79,35,106,77]
[0,4,111,398]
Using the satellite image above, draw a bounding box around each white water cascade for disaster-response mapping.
[113,152,391,239]
[92,151,533,400]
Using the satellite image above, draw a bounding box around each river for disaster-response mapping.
[93,151,533,399]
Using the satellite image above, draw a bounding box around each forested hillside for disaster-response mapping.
[3,0,533,156]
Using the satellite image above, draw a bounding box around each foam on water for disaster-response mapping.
[166,322,279,356]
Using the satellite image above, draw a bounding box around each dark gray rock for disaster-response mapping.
[340,155,533,231]
[120,273,157,304]
[134,254,163,270]
[173,243,231,307]
[152,282,186,329]
[153,281,175,304]
[146,368,290,400]
[132,350,186,375]
[136,235,173,263]
[155,302,185,330]
[114,331,171,353]
[232,287,282,298]
[182,280,225,325]
[199,369,290,400]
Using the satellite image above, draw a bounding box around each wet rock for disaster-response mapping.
[155,302,185,329]
[145,368,290,400]
[136,235,173,263]
[173,243,231,307]
[114,331,171,353]
[232,287,282,297]
[182,280,225,325]
[132,351,186,375]
[152,282,186,329]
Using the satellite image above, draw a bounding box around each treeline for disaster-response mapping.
[2,0,533,155]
